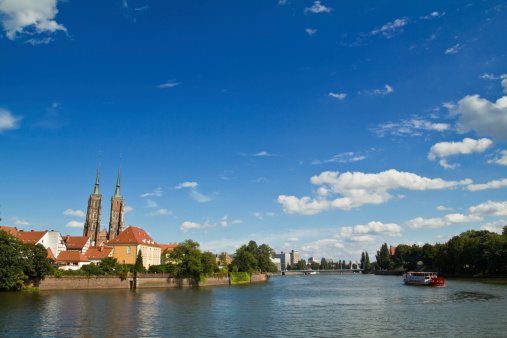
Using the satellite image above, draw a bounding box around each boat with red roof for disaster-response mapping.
[402,272,445,286]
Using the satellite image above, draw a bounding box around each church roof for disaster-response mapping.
[18,230,47,244]
[0,226,19,237]
[56,251,90,262]
[106,226,160,247]
[63,236,90,250]
[85,246,113,260]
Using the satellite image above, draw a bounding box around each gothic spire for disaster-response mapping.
[93,159,100,195]
[114,158,121,198]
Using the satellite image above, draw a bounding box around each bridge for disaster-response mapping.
[277,269,363,276]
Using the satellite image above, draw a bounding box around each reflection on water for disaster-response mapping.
[0,275,506,337]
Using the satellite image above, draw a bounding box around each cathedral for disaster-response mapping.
[83,161,125,246]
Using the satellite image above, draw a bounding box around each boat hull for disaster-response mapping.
[402,272,445,287]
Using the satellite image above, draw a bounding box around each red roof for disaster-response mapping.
[105,226,160,247]
[160,243,178,253]
[63,236,90,250]
[56,251,90,262]
[85,246,113,260]
[18,230,47,244]
[0,226,19,237]
[47,247,56,261]
[389,246,397,256]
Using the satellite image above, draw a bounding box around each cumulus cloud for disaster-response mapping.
[312,152,366,165]
[449,91,507,141]
[9,217,29,226]
[488,150,507,165]
[145,209,172,217]
[253,151,277,157]
[329,92,347,100]
[145,199,158,208]
[65,221,84,228]
[339,221,402,241]
[371,117,450,137]
[174,182,198,189]
[287,237,300,242]
[370,18,408,38]
[174,182,212,202]
[480,219,506,234]
[469,200,507,216]
[62,209,85,218]
[437,205,454,211]
[304,1,332,14]
[428,138,493,169]
[140,187,162,198]
[0,109,22,133]
[366,84,394,96]
[278,169,471,215]
[404,214,483,229]
[467,178,507,191]
[306,28,317,36]
[157,80,180,88]
[0,0,66,40]
[124,206,134,213]
[180,219,217,233]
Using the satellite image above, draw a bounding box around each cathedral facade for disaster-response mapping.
[83,161,125,246]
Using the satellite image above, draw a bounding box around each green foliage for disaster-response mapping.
[230,272,250,284]
[296,259,307,270]
[376,243,391,270]
[81,263,104,276]
[360,251,371,270]
[311,261,320,270]
[230,241,278,273]
[0,231,52,291]
[134,250,147,273]
[320,258,329,270]
[100,257,120,274]
[168,239,218,280]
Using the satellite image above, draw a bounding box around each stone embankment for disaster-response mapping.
[38,273,267,291]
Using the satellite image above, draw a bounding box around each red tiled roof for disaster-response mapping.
[47,247,56,261]
[56,251,90,262]
[160,243,178,253]
[0,226,19,237]
[63,236,90,250]
[18,230,48,244]
[85,246,113,260]
[389,246,397,256]
[105,226,160,247]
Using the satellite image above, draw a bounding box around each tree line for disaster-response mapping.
[375,227,507,276]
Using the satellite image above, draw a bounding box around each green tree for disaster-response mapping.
[365,252,371,270]
[100,257,120,274]
[134,250,146,273]
[22,243,52,280]
[320,258,329,270]
[169,239,203,279]
[376,243,391,270]
[296,259,307,270]
[310,261,320,270]
[230,245,258,273]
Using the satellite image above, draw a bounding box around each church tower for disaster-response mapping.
[108,161,125,240]
[84,161,102,246]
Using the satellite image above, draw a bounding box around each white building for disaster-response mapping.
[273,252,291,271]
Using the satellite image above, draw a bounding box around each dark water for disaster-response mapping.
[1,274,506,337]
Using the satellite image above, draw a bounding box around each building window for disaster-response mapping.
[127,246,131,254]
[93,213,97,220]
[94,201,97,207]
[116,201,118,207]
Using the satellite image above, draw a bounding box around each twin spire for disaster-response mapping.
[92,157,121,197]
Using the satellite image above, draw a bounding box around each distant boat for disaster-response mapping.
[305,271,317,275]
[402,272,445,287]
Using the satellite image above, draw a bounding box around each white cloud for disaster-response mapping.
[232,219,242,224]
[140,187,162,198]
[488,150,507,165]
[366,84,394,96]
[122,0,128,9]
[371,117,450,137]
[180,219,217,233]
[437,205,454,211]
[339,221,402,241]
[329,92,347,100]
[65,221,84,228]
[467,178,507,191]
[254,212,263,220]
[62,209,85,218]
[145,209,172,217]
[174,182,198,189]
[420,11,445,20]
[124,206,134,213]
[449,92,507,141]
[9,217,29,226]
[469,200,507,216]
[0,109,22,133]
[370,18,408,38]
[306,28,317,36]
[445,44,461,54]
[157,80,180,88]
[304,1,332,14]
[221,215,228,227]
[405,213,483,229]
[428,138,493,169]
[287,237,300,242]
[313,152,366,165]
[189,189,212,203]
[278,169,471,215]
[0,0,66,40]
[253,151,277,157]
[480,220,506,234]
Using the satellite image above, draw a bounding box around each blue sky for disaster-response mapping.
[1,0,506,262]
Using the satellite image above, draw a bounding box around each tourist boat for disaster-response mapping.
[402,272,445,286]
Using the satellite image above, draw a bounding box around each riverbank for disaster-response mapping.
[37,272,268,291]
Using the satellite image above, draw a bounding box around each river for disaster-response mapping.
[1,274,506,337]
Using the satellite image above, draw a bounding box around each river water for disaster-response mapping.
[0,274,506,337]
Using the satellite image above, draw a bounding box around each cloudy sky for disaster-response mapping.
[1,0,506,262]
